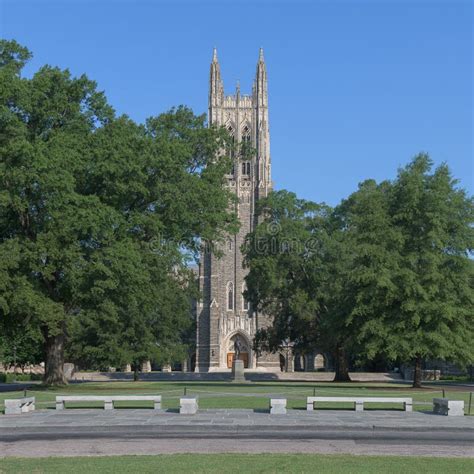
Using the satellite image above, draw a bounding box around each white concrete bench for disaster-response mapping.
[4,397,35,415]
[306,396,413,412]
[55,395,161,410]
[433,398,464,416]
[180,396,198,414]
[269,397,287,414]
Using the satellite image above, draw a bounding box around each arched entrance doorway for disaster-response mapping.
[224,332,251,369]
[314,353,326,370]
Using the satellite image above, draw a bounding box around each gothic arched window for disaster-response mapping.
[226,126,235,162]
[242,161,251,176]
[227,282,234,311]
[242,125,251,144]
[242,283,250,311]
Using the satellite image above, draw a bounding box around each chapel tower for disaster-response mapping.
[195,49,280,372]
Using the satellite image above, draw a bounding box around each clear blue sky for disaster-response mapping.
[1,0,472,205]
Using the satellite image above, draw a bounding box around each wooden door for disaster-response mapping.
[227,352,249,368]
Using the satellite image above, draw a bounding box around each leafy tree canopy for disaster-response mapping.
[0,40,238,383]
[244,156,473,385]
[341,155,474,386]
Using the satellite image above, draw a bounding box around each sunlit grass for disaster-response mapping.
[1,454,473,474]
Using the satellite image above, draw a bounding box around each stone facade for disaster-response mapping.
[195,49,280,372]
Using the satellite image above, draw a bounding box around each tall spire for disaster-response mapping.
[209,47,223,111]
[255,48,267,107]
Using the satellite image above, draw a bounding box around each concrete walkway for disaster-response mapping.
[1,408,474,431]
[1,409,473,458]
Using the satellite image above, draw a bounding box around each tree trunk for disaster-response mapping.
[333,344,351,382]
[133,365,139,382]
[412,355,423,388]
[43,329,67,386]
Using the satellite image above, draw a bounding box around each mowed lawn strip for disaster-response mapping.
[0,381,472,414]
[0,454,473,474]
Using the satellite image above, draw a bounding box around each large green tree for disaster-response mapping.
[244,190,354,381]
[343,155,474,387]
[245,157,473,386]
[244,190,320,354]
[0,41,237,384]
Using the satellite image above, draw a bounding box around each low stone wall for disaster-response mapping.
[0,363,44,375]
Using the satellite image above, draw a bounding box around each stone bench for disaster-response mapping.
[433,398,464,416]
[4,397,35,415]
[306,396,413,412]
[180,396,198,414]
[269,397,287,414]
[55,395,161,410]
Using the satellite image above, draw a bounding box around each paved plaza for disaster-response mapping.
[2,408,474,432]
[0,409,473,458]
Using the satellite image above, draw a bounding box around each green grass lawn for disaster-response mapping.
[0,454,472,474]
[1,380,473,414]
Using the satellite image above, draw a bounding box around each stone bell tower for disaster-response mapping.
[195,48,280,372]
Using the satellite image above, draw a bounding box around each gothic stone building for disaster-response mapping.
[195,49,281,372]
